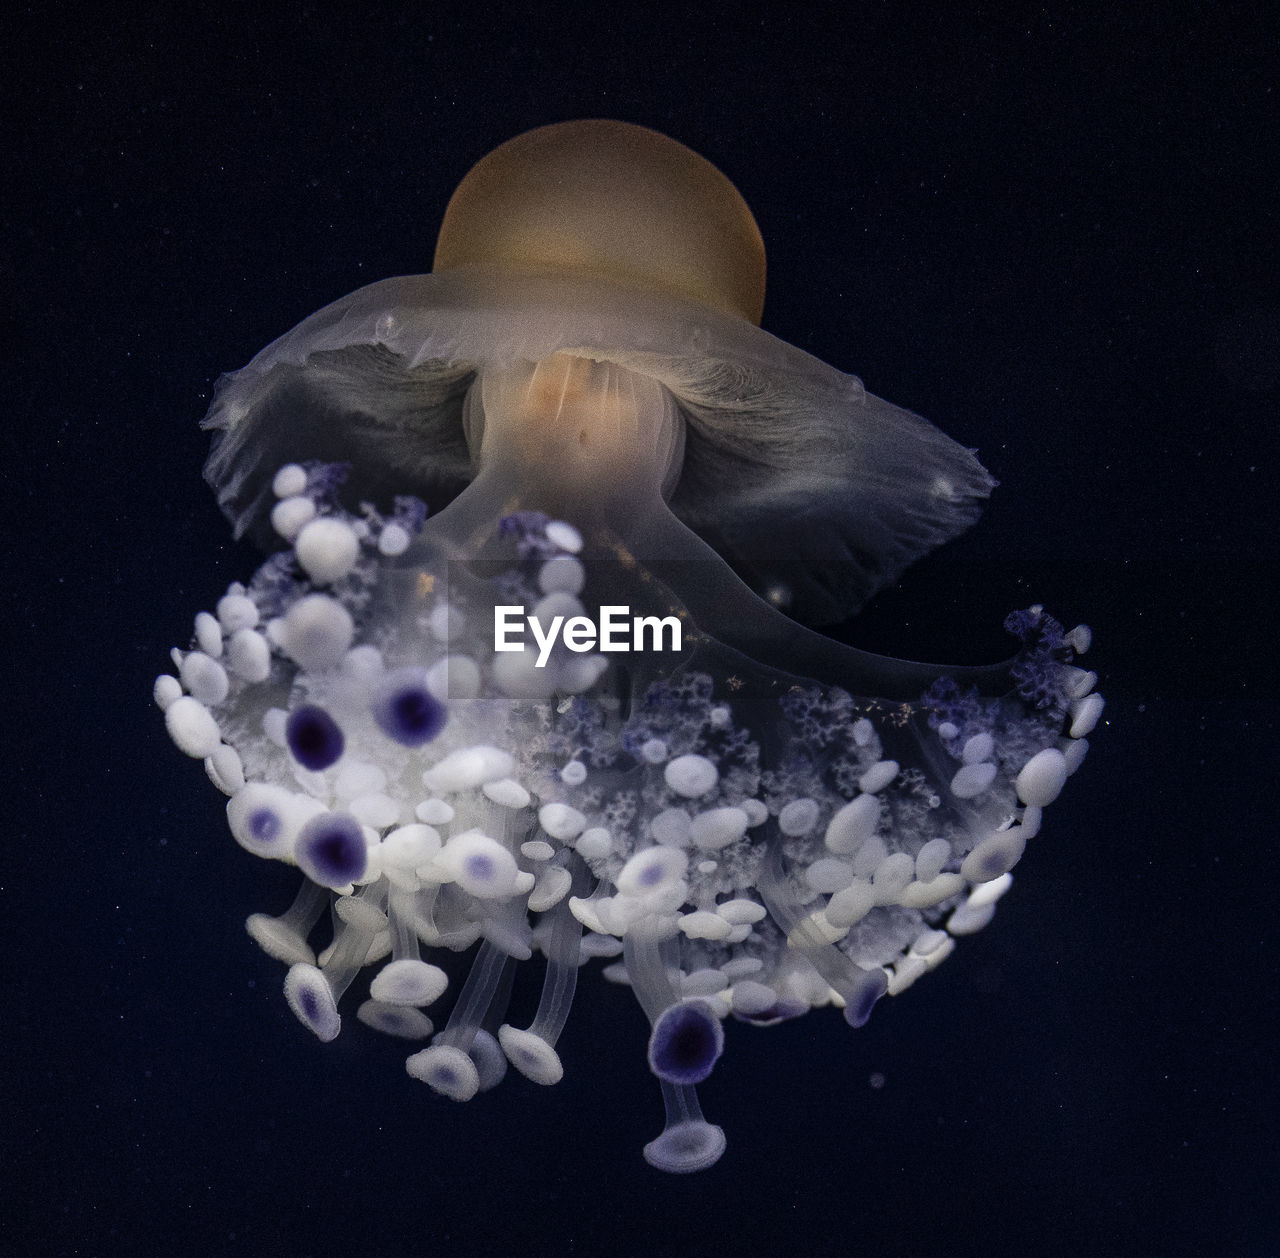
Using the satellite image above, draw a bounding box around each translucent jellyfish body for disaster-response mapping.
[157,121,1104,1172]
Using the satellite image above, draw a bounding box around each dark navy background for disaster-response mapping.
[4,7,1275,1256]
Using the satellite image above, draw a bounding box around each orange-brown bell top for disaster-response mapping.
[433,119,766,325]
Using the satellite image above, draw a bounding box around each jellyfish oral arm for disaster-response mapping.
[464,354,685,516]
[159,468,1099,1174]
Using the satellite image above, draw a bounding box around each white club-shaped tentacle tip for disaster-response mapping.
[470,1029,509,1091]
[519,837,557,865]
[485,777,532,810]
[1063,737,1090,774]
[544,520,583,553]
[153,673,182,710]
[194,613,223,657]
[915,837,953,883]
[688,807,748,851]
[377,522,411,556]
[283,963,341,1043]
[843,966,890,1029]
[947,898,997,936]
[272,463,308,498]
[730,979,781,1017]
[1066,624,1092,653]
[959,828,1028,884]
[950,761,998,800]
[422,745,515,793]
[776,797,819,836]
[164,695,222,759]
[961,732,995,763]
[616,846,690,898]
[272,496,316,541]
[334,893,389,933]
[356,999,434,1040]
[491,648,559,702]
[246,913,316,966]
[497,1025,564,1085]
[226,627,271,682]
[538,554,585,594]
[559,759,588,787]
[179,651,229,705]
[643,1120,727,1174]
[369,958,449,1007]
[528,864,574,913]
[216,590,259,633]
[538,802,587,842]
[967,870,1014,909]
[663,754,719,799]
[887,954,929,996]
[434,831,521,898]
[204,743,245,796]
[227,782,311,860]
[280,594,355,672]
[405,1044,480,1102]
[192,613,225,663]
[1015,748,1069,807]
[1070,691,1105,738]
[295,517,360,584]
[678,910,733,941]
[824,795,880,854]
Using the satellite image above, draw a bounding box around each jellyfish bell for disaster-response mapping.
[432,118,766,324]
[160,119,1104,1173]
[205,119,995,640]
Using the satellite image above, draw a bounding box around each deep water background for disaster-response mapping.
[3,7,1275,1256]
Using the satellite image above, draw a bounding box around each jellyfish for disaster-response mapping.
[155,120,1104,1173]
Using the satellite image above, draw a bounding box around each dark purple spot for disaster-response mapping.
[286,704,345,770]
[248,808,281,842]
[299,985,320,1020]
[843,968,889,1029]
[372,669,446,746]
[638,861,664,887]
[647,1001,724,1085]
[979,850,1006,876]
[464,853,495,881]
[297,812,367,887]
